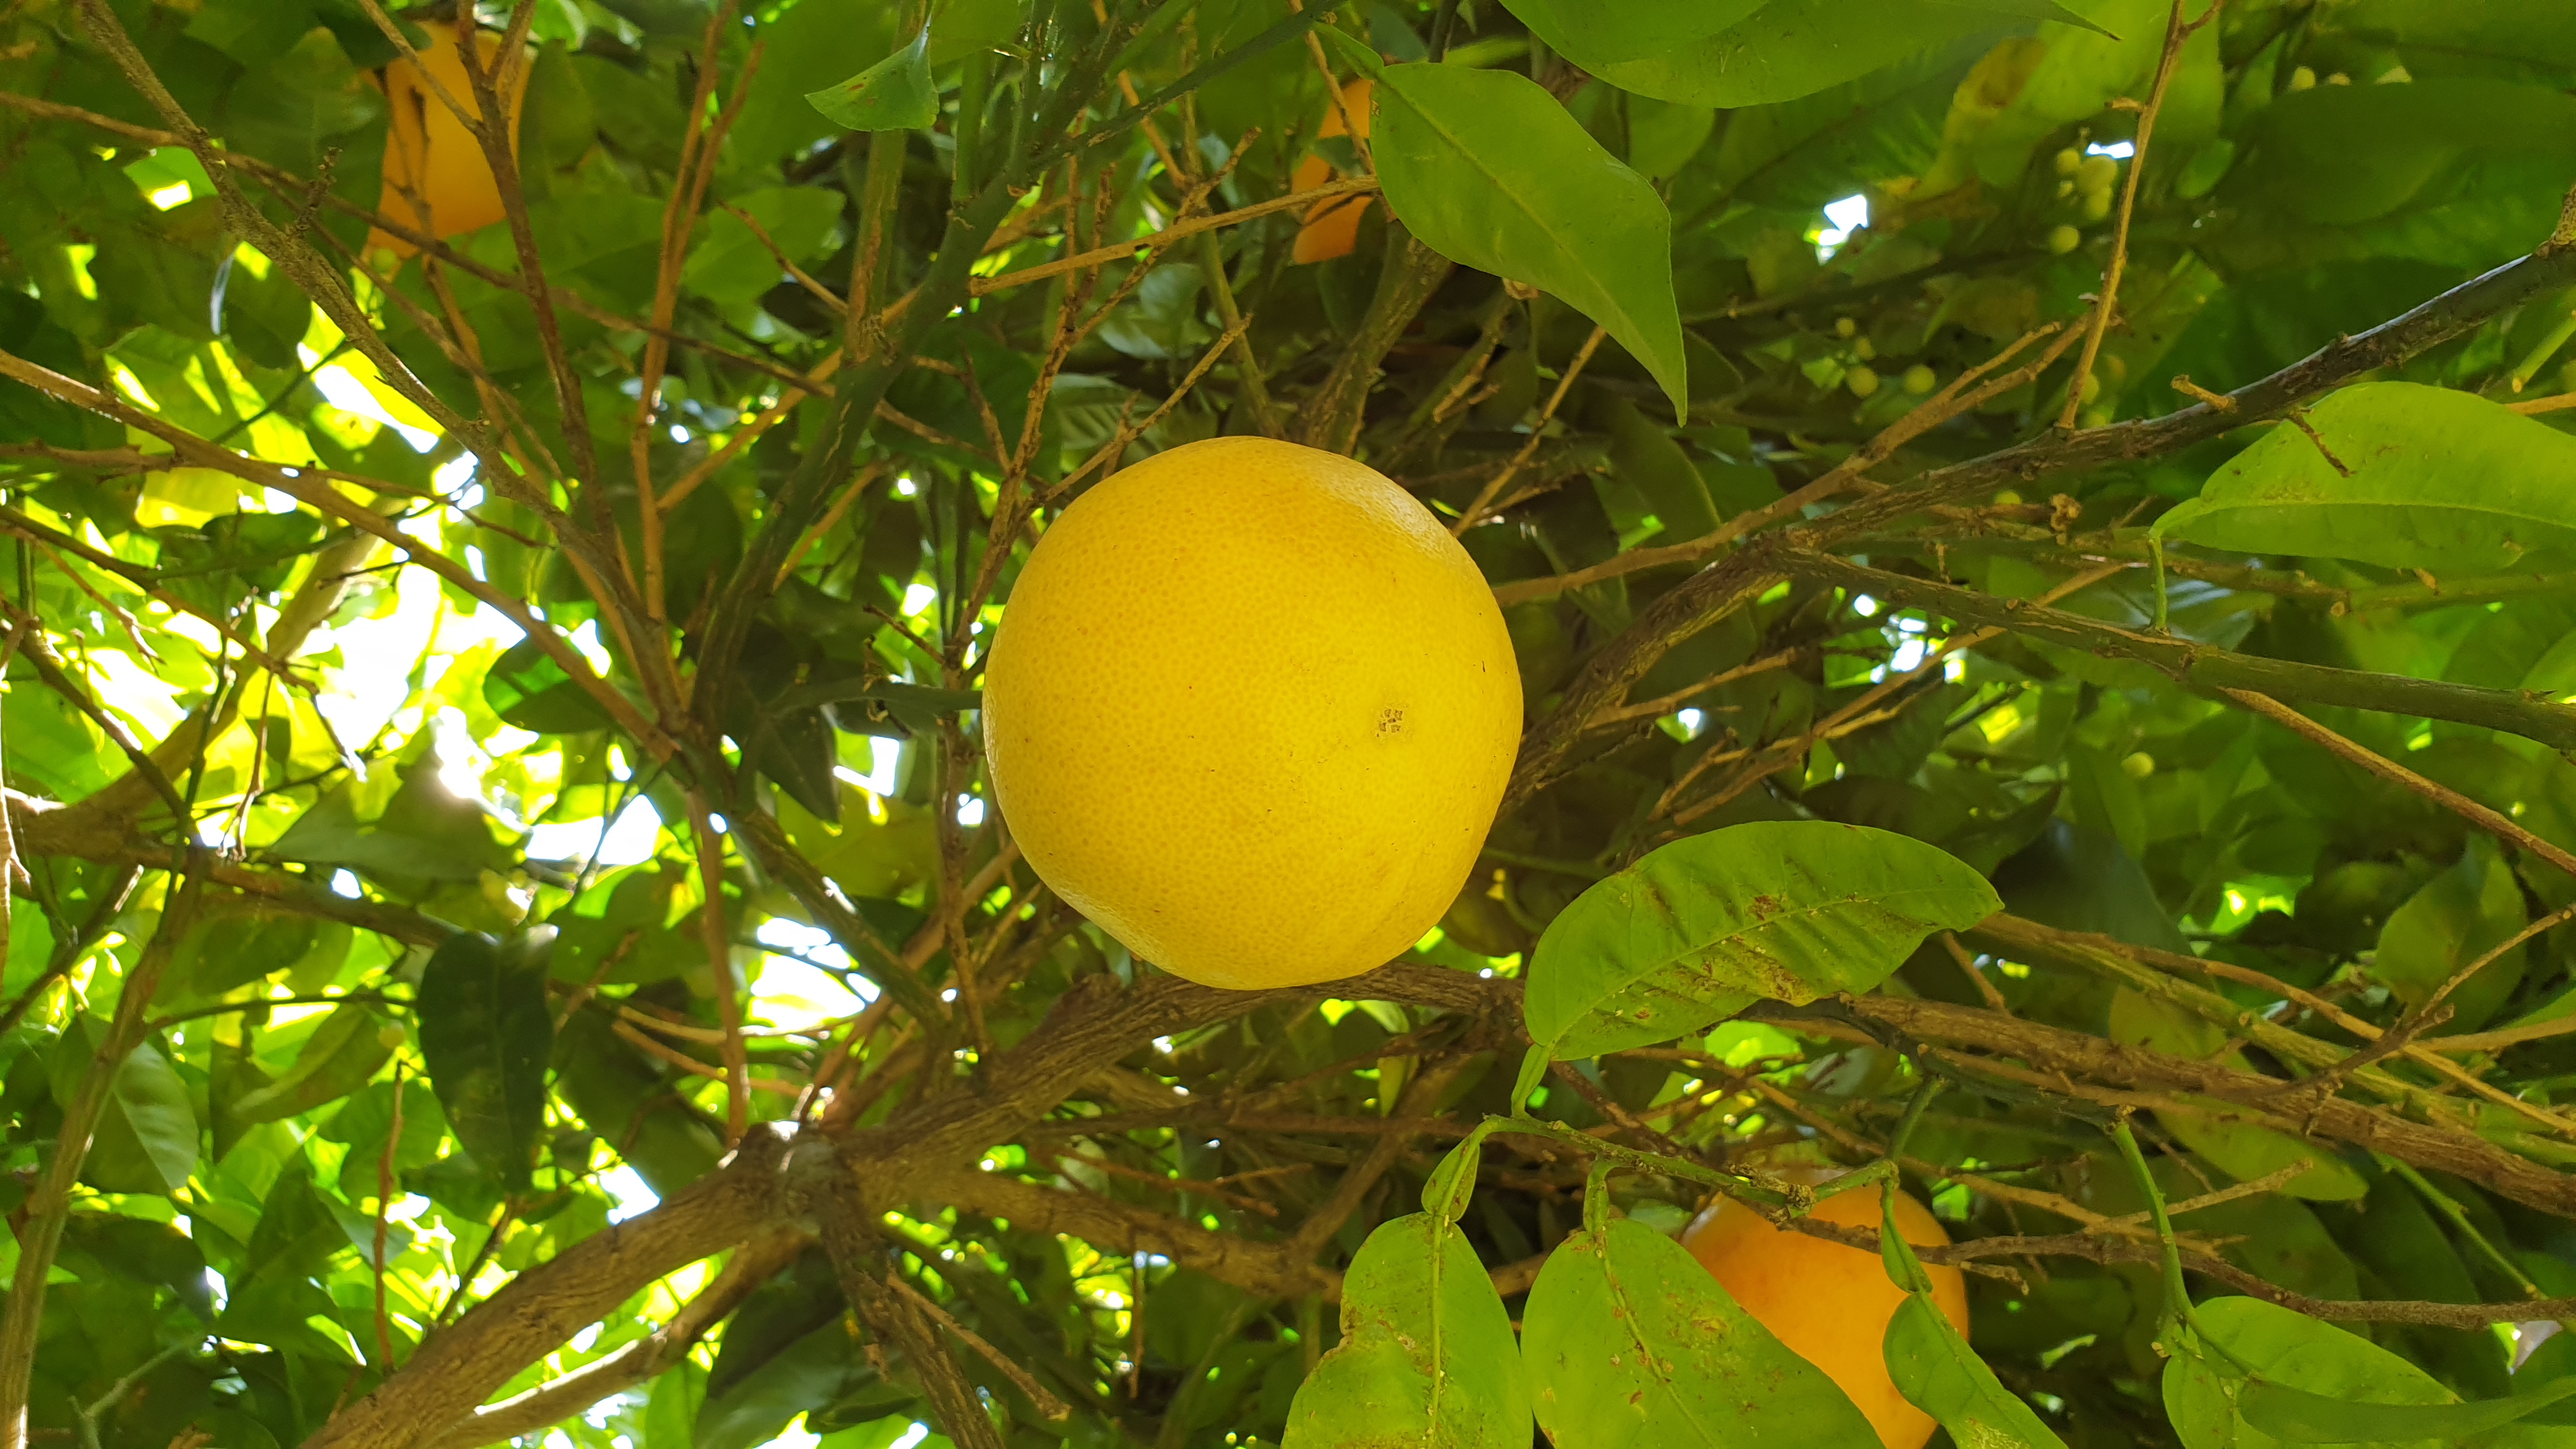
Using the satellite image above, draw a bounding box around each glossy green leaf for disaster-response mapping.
[1885,1291,2070,1447]
[1522,1216,1878,1446]
[1372,61,1688,420]
[417,929,556,1191]
[1496,0,1769,68]
[1869,1186,2070,1445]
[2164,1297,2452,1449]
[1505,0,2106,110]
[1523,821,2001,1059]
[2240,1375,2576,1443]
[1281,1213,1530,1449]
[2154,383,2576,574]
[806,23,935,132]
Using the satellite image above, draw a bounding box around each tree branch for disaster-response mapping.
[300,1130,792,1449]
[1299,231,1454,456]
[1778,551,2576,752]
[0,852,204,1449]
[419,1230,804,1449]
[1807,994,2576,1217]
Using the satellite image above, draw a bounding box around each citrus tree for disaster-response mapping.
[10,0,2576,1446]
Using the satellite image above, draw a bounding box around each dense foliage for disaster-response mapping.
[8,0,2576,1446]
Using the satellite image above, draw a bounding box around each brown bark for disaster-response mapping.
[303,1131,792,1449]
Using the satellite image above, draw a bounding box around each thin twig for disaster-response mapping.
[1494,321,2080,605]
[2220,688,2576,878]
[884,1273,1075,1422]
[375,1062,406,1370]
[969,178,1379,295]
[2058,0,2220,429]
[688,798,752,1144]
[1453,325,1609,533]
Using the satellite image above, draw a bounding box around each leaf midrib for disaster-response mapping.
[1381,75,1654,355]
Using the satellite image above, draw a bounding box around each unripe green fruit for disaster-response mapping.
[1847,365,1881,399]
[2080,189,2113,222]
[1835,316,1857,338]
[2055,146,2083,176]
[378,1024,408,1050]
[1992,489,2023,506]
[2078,372,2103,406]
[2077,155,2119,193]
[2287,65,2317,90]
[2048,224,2082,254]
[1903,364,1937,395]
[1853,337,1876,361]
[2121,751,2156,779]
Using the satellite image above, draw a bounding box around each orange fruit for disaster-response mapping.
[1291,78,1374,264]
[371,20,528,257]
[1680,1170,1970,1449]
[980,437,1521,991]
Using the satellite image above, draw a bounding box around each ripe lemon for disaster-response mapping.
[1681,1170,1970,1449]
[1291,79,1375,264]
[372,20,528,257]
[981,437,1521,991]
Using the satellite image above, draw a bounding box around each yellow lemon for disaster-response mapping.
[371,20,528,257]
[1681,1170,1970,1449]
[981,437,1521,990]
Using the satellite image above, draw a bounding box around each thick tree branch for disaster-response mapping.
[1300,232,1455,456]
[421,1230,806,1449]
[0,854,203,1449]
[300,1130,792,1449]
[818,1195,1009,1449]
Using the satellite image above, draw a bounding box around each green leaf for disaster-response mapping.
[1372,61,1688,420]
[1281,1213,1531,1449]
[1504,0,2106,111]
[221,254,316,373]
[174,906,328,999]
[684,187,847,307]
[1600,395,1717,533]
[88,1039,200,1196]
[417,930,555,1192]
[2164,1297,2458,1449]
[1496,0,1770,68]
[1523,820,2001,1059]
[231,1004,395,1124]
[2373,839,2530,1033]
[1880,1192,2070,1449]
[2242,1377,2576,1443]
[483,637,613,735]
[1421,1123,1492,1224]
[1885,1291,2071,1448]
[2154,383,2576,575]
[806,24,935,132]
[218,26,386,178]
[1522,1216,1879,1446]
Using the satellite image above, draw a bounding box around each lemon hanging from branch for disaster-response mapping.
[982,438,1521,990]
